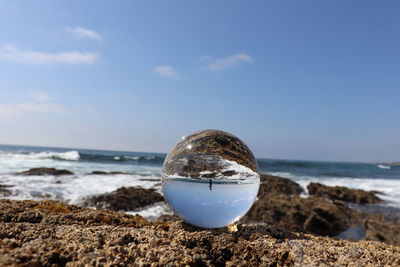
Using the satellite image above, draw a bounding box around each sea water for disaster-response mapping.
[1,144,400,216]
[162,178,259,228]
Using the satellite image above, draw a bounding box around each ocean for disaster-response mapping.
[1,144,399,216]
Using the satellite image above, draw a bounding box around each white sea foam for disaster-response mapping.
[219,159,259,180]
[127,202,173,219]
[0,151,80,161]
[0,173,161,205]
[377,164,391,170]
[125,156,140,160]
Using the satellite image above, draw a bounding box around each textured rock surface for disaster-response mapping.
[364,214,400,246]
[1,199,399,267]
[83,186,164,211]
[259,174,304,196]
[163,130,258,178]
[307,182,382,204]
[241,193,361,236]
[17,167,74,176]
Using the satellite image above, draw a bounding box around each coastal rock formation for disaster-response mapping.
[241,193,360,236]
[307,182,382,204]
[0,199,399,266]
[364,214,400,246]
[83,186,164,211]
[259,174,304,196]
[17,167,74,176]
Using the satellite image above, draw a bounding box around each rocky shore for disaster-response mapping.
[1,168,400,265]
[1,199,400,266]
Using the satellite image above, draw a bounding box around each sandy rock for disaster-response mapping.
[307,182,383,204]
[0,199,399,266]
[260,174,304,196]
[17,167,74,176]
[83,186,164,211]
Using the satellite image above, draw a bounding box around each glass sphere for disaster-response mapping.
[162,130,260,228]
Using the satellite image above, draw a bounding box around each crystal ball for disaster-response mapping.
[162,130,260,228]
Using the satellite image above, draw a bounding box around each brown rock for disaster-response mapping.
[307,182,382,204]
[241,193,361,236]
[364,214,400,246]
[0,199,399,266]
[83,186,164,211]
[17,167,74,176]
[259,174,304,196]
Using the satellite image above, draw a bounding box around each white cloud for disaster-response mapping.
[0,44,99,64]
[0,91,68,117]
[153,65,178,78]
[201,53,253,71]
[29,91,50,102]
[0,102,67,117]
[65,26,103,41]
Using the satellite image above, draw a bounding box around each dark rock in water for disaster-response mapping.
[0,184,13,197]
[163,130,258,179]
[83,186,164,211]
[307,182,382,204]
[89,171,130,175]
[241,193,361,236]
[17,168,74,176]
[364,214,400,246]
[31,192,52,199]
[348,203,400,223]
[260,174,304,196]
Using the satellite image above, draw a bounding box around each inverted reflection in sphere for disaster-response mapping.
[162,130,260,228]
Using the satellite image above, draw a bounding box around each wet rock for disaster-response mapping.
[30,192,52,199]
[0,184,13,197]
[307,182,382,204]
[364,214,400,246]
[17,167,74,176]
[241,193,361,236]
[83,186,164,211]
[259,174,304,196]
[1,199,399,266]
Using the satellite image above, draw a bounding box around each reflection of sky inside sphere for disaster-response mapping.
[163,179,259,228]
[162,130,260,228]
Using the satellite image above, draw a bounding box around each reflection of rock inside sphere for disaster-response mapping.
[162,130,260,228]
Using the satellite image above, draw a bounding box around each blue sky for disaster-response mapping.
[0,1,399,162]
